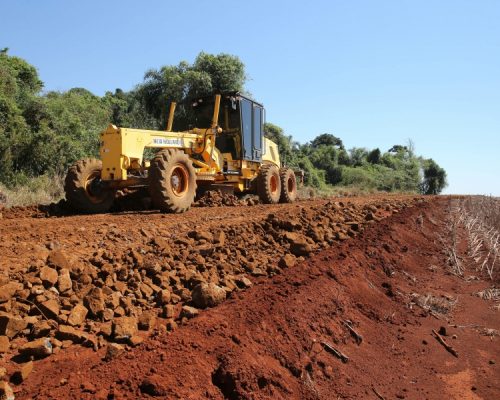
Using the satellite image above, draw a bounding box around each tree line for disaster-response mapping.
[0,48,446,194]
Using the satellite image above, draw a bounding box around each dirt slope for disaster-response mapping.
[3,196,498,399]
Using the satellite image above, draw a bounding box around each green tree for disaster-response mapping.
[367,148,381,164]
[421,159,447,194]
[136,52,246,129]
[311,133,344,149]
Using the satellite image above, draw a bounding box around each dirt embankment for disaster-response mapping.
[1,196,498,399]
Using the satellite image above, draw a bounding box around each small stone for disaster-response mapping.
[39,266,58,286]
[12,361,33,383]
[138,312,156,331]
[67,304,88,326]
[214,231,226,246]
[19,337,52,358]
[0,367,6,379]
[39,299,60,320]
[0,335,9,353]
[0,314,28,339]
[56,325,88,343]
[98,323,113,337]
[139,283,154,299]
[0,282,23,303]
[104,343,124,361]
[31,321,52,338]
[180,306,199,319]
[0,381,15,400]
[47,250,71,270]
[84,288,105,317]
[128,335,144,347]
[278,254,296,269]
[236,276,252,288]
[140,376,168,396]
[163,304,176,319]
[336,231,349,241]
[57,269,72,293]
[191,283,226,309]
[290,238,312,256]
[112,316,138,340]
[158,289,171,305]
[489,360,495,365]
[81,381,97,394]
[166,319,177,331]
[365,212,375,221]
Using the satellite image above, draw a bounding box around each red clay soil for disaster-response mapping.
[12,197,500,399]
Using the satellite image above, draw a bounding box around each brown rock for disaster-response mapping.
[19,337,52,358]
[104,342,124,361]
[0,282,23,303]
[163,304,176,319]
[0,314,28,338]
[180,305,199,319]
[194,230,213,242]
[191,283,226,309]
[31,321,51,338]
[98,323,113,337]
[214,231,226,246]
[138,312,156,331]
[235,276,253,288]
[39,266,58,286]
[336,231,349,241]
[0,335,9,353]
[12,361,33,383]
[166,319,178,331]
[39,299,60,320]
[47,249,71,270]
[0,381,15,400]
[84,287,105,317]
[67,304,88,326]
[56,325,89,343]
[158,289,171,305]
[140,375,168,396]
[128,335,144,347]
[278,254,296,269]
[290,239,312,257]
[57,268,72,293]
[113,316,138,340]
[0,367,6,379]
[139,283,154,299]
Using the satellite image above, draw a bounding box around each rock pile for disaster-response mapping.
[0,198,418,382]
[194,190,259,207]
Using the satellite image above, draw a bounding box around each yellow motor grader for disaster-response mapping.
[64,92,297,213]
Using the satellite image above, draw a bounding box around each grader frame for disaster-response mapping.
[64,92,297,213]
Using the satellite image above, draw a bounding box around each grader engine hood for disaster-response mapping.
[99,124,199,181]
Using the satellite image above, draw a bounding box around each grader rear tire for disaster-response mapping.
[257,164,281,204]
[279,168,297,203]
[149,149,197,213]
[64,158,115,213]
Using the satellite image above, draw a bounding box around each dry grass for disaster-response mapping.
[445,196,500,281]
[0,174,65,208]
[413,293,458,315]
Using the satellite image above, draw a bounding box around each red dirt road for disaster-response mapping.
[5,196,499,399]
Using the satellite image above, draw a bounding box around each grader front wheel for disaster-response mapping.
[64,158,115,213]
[257,164,281,204]
[149,149,197,213]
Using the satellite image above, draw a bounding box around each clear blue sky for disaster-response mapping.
[2,0,499,195]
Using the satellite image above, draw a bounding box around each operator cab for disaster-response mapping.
[190,92,264,162]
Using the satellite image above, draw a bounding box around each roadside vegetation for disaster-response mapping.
[0,48,447,206]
